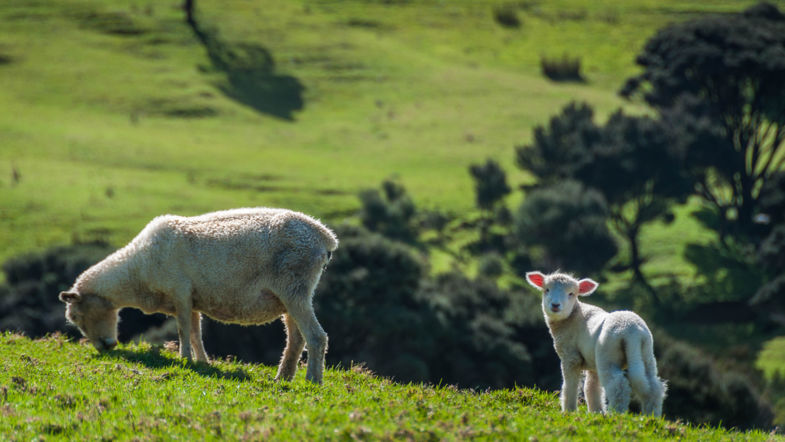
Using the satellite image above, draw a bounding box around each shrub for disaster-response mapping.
[493,5,521,28]
[478,253,505,279]
[540,54,583,82]
[655,333,773,430]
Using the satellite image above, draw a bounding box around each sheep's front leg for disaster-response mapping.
[275,313,305,382]
[560,362,581,412]
[190,311,209,363]
[584,370,603,413]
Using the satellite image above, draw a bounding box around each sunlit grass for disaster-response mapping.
[0,332,773,440]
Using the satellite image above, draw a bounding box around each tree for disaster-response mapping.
[751,171,785,317]
[621,2,785,240]
[516,103,692,304]
[516,102,600,183]
[183,0,195,27]
[576,111,692,304]
[358,179,418,244]
[469,159,511,248]
[469,159,511,213]
[514,180,618,275]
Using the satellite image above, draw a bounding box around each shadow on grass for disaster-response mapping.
[100,347,252,381]
[190,19,304,120]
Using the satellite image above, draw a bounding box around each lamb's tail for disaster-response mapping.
[625,335,651,398]
[626,333,667,416]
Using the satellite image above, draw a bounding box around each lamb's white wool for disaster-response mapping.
[59,207,338,384]
[525,271,666,416]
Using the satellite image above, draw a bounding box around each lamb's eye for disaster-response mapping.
[569,292,575,297]
[544,288,550,293]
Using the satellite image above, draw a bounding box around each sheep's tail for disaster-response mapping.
[314,221,338,252]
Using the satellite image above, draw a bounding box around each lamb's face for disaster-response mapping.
[59,291,119,352]
[542,277,584,321]
[525,271,598,322]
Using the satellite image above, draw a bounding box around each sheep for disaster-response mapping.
[58,207,338,384]
[524,271,666,416]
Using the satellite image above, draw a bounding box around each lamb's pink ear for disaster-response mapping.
[578,279,598,296]
[59,291,81,303]
[525,271,546,289]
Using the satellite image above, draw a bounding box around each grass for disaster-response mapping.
[1,0,778,267]
[757,336,785,380]
[757,336,785,433]
[0,332,778,440]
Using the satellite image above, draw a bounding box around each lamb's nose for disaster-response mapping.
[551,303,560,309]
[103,338,118,350]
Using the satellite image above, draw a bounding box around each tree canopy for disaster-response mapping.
[621,2,785,238]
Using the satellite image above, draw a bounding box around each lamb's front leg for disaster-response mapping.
[560,362,582,412]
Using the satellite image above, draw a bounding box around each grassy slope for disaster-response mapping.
[1,0,775,269]
[0,332,776,441]
[758,337,785,379]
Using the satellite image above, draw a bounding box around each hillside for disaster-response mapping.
[0,332,776,440]
[0,0,774,268]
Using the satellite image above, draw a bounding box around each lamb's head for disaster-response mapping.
[59,290,119,352]
[525,271,598,321]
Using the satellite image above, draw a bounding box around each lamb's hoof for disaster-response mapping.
[274,374,294,382]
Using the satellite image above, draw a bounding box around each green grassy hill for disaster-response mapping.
[0,0,774,268]
[0,332,776,440]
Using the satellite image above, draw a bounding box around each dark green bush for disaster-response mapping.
[493,5,521,28]
[655,333,773,430]
[358,179,419,244]
[540,54,583,82]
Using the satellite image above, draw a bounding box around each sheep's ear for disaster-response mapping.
[525,271,546,289]
[59,291,81,303]
[577,279,598,296]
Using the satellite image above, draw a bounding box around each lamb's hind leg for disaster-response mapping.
[597,361,631,414]
[190,311,209,363]
[275,313,305,382]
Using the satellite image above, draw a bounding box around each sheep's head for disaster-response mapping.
[59,290,119,352]
[525,271,598,322]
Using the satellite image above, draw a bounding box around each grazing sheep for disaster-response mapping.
[58,207,338,384]
[524,271,666,415]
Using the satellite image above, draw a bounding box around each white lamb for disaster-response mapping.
[525,271,666,415]
[58,207,338,384]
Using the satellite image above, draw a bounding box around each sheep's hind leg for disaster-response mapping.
[282,299,328,384]
[275,313,306,382]
[190,311,209,363]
